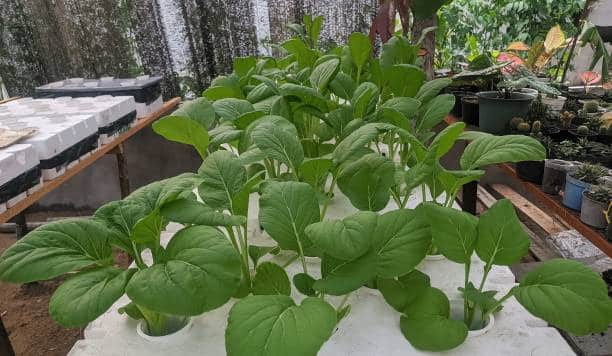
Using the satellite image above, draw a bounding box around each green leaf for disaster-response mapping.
[380,97,421,120]
[281,38,318,68]
[333,122,395,164]
[246,83,276,103]
[476,199,530,266]
[234,56,257,77]
[279,83,329,113]
[152,116,209,159]
[515,259,612,335]
[172,98,216,129]
[385,64,426,97]
[310,58,340,91]
[93,200,147,252]
[400,286,468,351]
[235,111,266,131]
[259,182,320,252]
[0,219,112,283]
[325,107,353,137]
[248,245,278,267]
[411,0,447,20]
[460,135,546,170]
[198,151,247,211]
[209,125,243,148]
[226,295,336,356]
[126,225,241,315]
[430,122,465,158]
[213,98,255,121]
[160,198,246,226]
[400,315,468,351]
[373,209,431,277]
[352,82,379,118]
[329,72,356,100]
[300,158,332,188]
[232,170,264,217]
[377,269,431,312]
[293,273,317,296]
[459,282,501,315]
[118,301,144,320]
[202,86,244,100]
[420,203,477,264]
[130,210,164,244]
[252,262,291,296]
[314,252,377,295]
[338,153,395,211]
[305,211,378,260]
[239,115,296,153]
[49,267,135,327]
[126,173,202,212]
[416,94,455,132]
[252,122,304,171]
[380,36,418,67]
[415,78,452,104]
[348,32,372,70]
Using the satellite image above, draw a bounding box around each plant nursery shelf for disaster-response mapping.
[444,115,612,258]
[0,97,181,224]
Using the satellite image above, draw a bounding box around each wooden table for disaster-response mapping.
[0,97,181,224]
[444,115,612,257]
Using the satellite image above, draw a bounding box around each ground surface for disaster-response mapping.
[0,211,128,356]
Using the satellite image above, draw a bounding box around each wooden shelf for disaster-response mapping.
[0,97,181,223]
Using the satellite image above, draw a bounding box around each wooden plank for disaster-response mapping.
[489,184,566,235]
[498,163,612,257]
[0,98,181,223]
[0,97,19,105]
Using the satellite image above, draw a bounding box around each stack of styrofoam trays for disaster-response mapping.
[3,96,137,144]
[34,75,163,117]
[0,113,99,181]
[0,144,41,212]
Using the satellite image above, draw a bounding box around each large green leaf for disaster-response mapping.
[239,115,296,153]
[352,82,379,118]
[420,203,477,264]
[310,58,340,91]
[380,36,418,67]
[380,97,421,120]
[130,210,164,244]
[125,173,202,213]
[476,199,530,266]
[400,286,468,351]
[430,122,465,158]
[329,72,357,100]
[337,153,396,212]
[279,83,329,113]
[226,295,336,356]
[213,98,255,121]
[378,269,431,312]
[93,200,147,252]
[252,262,291,296]
[314,252,377,295]
[281,38,318,69]
[246,83,276,103]
[259,182,320,252]
[252,122,304,172]
[515,259,612,335]
[49,267,135,327]
[126,226,241,315]
[160,198,246,226]
[415,78,452,104]
[460,135,546,170]
[333,122,394,164]
[416,94,455,132]
[198,151,247,211]
[233,56,257,77]
[348,32,372,71]
[300,158,332,188]
[0,219,112,283]
[232,171,264,217]
[305,211,377,260]
[385,64,426,97]
[152,116,209,159]
[171,98,216,129]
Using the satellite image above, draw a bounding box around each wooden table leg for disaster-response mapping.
[0,315,15,356]
[115,143,131,199]
[13,212,28,238]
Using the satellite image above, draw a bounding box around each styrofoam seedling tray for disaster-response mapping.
[4,96,136,129]
[70,187,574,356]
[27,177,44,195]
[135,96,163,118]
[0,144,39,186]
[0,114,98,161]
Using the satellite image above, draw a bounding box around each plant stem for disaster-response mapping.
[282,254,299,268]
[337,293,352,311]
[320,175,337,220]
[131,242,146,269]
[226,226,251,287]
[463,261,471,326]
[421,184,428,203]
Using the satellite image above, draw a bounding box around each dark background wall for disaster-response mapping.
[0,0,376,209]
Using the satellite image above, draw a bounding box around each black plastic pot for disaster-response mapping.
[451,91,469,118]
[461,96,479,126]
[542,159,575,195]
[516,160,544,184]
[596,25,612,43]
[477,91,534,134]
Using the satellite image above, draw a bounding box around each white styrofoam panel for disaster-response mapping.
[70,188,574,356]
[0,143,39,186]
[135,96,163,118]
[0,114,97,161]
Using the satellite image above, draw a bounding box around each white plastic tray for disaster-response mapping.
[69,188,574,356]
[0,144,39,186]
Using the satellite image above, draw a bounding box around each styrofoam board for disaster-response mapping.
[0,144,39,186]
[71,188,574,356]
[37,76,162,92]
[2,96,136,128]
[0,114,98,160]
[135,96,163,118]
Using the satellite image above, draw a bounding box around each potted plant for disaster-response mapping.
[563,164,608,210]
[581,185,612,228]
[513,120,546,184]
[542,141,580,195]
